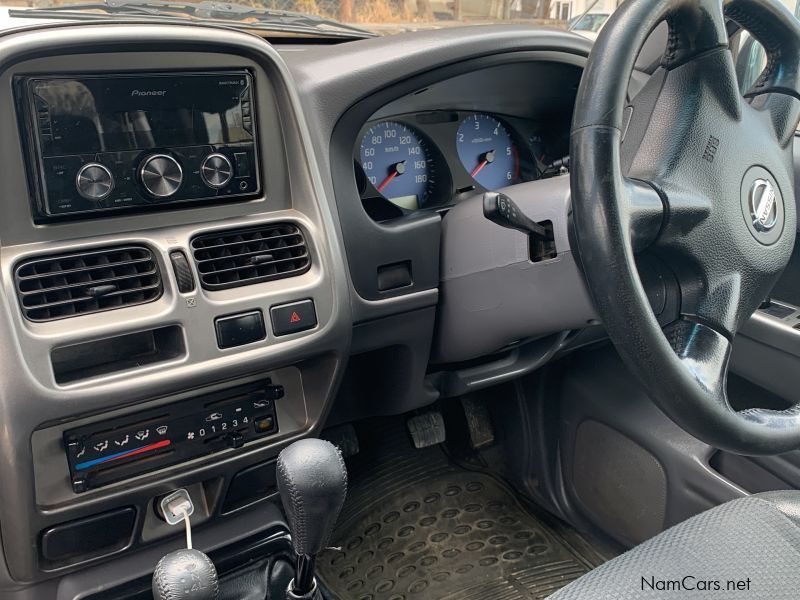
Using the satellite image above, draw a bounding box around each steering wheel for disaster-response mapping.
[571,0,800,455]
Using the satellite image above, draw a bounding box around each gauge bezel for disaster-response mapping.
[455,112,524,190]
[355,119,451,218]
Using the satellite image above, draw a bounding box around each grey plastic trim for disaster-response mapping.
[435,175,597,363]
[559,347,749,548]
[0,23,352,585]
[733,304,800,400]
[429,331,571,399]
[741,303,800,359]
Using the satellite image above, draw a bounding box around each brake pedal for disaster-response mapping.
[461,396,495,449]
[322,423,360,458]
[407,411,446,449]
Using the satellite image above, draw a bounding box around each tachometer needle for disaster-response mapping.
[377,161,406,193]
[471,150,495,178]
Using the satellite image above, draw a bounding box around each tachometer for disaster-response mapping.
[456,113,520,190]
[360,121,435,210]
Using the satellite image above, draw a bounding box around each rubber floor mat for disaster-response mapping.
[318,422,600,600]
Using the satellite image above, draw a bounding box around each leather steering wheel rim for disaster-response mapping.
[571,0,800,455]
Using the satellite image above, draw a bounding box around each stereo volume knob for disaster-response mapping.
[200,153,233,189]
[139,154,183,199]
[76,163,114,201]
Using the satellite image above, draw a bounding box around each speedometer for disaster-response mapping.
[456,113,520,190]
[359,121,434,210]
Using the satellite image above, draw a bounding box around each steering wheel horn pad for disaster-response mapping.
[571,0,800,455]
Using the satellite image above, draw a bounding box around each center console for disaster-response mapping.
[17,71,261,220]
[0,24,352,597]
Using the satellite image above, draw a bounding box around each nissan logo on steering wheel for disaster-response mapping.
[749,178,778,233]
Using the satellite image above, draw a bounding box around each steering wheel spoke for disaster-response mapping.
[663,319,730,400]
[625,178,665,252]
[678,268,743,339]
[662,0,729,69]
[726,0,800,143]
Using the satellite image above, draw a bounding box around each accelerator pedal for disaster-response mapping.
[461,396,495,449]
[407,411,446,449]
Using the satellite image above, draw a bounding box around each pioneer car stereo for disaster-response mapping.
[16,70,261,220]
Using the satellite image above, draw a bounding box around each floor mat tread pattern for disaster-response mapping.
[319,422,592,600]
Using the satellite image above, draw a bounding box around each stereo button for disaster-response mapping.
[76,163,114,201]
[234,152,251,178]
[139,154,183,198]
[201,153,233,189]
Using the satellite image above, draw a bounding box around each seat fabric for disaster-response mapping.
[550,492,800,599]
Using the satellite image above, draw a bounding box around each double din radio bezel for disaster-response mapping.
[14,69,263,222]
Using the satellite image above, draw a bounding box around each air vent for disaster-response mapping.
[15,246,162,322]
[191,224,311,290]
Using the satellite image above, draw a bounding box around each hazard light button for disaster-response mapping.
[270,299,317,336]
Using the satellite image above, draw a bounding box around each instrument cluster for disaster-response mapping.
[354,110,568,217]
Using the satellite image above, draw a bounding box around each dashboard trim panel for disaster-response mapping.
[0,23,352,586]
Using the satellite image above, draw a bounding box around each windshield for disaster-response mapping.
[3,0,800,38]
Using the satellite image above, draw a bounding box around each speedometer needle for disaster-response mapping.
[471,150,495,178]
[377,161,406,193]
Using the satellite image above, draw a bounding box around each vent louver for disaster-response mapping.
[15,246,162,322]
[191,224,311,291]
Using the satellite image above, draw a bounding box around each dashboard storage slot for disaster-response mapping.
[377,260,413,292]
[64,380,283,493]
[15,245,162,322]
[40,507,136,568]
[51,325,185,385]
[191,223,310,290]
[222,459,278,514]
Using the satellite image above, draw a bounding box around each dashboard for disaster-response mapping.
[0,20,596,599]
[1,19,796,600]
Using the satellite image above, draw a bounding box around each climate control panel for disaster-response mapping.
[64,380,282,493]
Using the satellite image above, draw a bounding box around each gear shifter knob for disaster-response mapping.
[277,438,347,556]
[277,438,347,596]
[152,548,219,600]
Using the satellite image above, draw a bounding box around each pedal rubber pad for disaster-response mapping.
[407,411,446,449]
[461,396,495,449]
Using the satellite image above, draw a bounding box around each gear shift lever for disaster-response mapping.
[277,439,348,599]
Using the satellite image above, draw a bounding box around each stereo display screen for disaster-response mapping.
[29,72,254,156]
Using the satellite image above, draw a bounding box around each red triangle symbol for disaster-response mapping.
[290,311,302,323]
